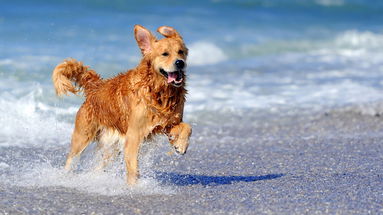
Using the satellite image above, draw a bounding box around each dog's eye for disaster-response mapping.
[162,52,169,56]
[178,50,184,55]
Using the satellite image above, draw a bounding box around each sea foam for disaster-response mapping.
[188,41,227,66]
[2,137,176,196]
[0,84,73,147]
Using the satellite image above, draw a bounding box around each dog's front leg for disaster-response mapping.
[124,129,143,185]
[168,122,192,155]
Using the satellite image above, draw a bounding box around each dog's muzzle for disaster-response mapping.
[160,68,184,87]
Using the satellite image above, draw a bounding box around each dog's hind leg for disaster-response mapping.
[64,106,97,171]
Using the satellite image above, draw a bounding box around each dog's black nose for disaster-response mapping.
[175,60,185,69]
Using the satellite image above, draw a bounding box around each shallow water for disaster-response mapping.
[1,0,383,214]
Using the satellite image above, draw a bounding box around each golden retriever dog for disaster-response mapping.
[52,25,192,185]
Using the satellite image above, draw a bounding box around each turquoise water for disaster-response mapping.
[1,0,383,139]
[2,0,383,106]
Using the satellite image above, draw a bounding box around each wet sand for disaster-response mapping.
[1,108,383,214]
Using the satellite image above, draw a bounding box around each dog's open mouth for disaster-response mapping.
[160,68,184,87]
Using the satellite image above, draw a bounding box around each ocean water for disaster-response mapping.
[1,0,383,199]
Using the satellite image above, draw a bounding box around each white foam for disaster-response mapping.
[0,85,73,147]
[11,163,173,196]
[0,162,10,169]
[188,41,227,66]
[4,138,175,196]
[333,30,383,52]
[186,60,383,112]
[315,0,344,6]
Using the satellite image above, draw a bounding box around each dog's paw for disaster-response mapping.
[173,138,189,155]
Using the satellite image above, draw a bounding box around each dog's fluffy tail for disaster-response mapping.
[52,58,101,96]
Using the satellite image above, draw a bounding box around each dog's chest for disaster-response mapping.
[147,103,182,127]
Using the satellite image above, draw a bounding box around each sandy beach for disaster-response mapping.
[1,106,382,214]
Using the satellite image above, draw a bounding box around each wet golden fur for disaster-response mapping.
[52,25,192,185]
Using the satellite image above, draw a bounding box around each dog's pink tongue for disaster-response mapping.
[167,72,177,83]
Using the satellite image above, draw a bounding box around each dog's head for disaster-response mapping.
[134,25,188,87]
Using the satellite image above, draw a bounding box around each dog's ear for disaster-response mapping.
[134,25,155,55]
[157,26,181,39]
